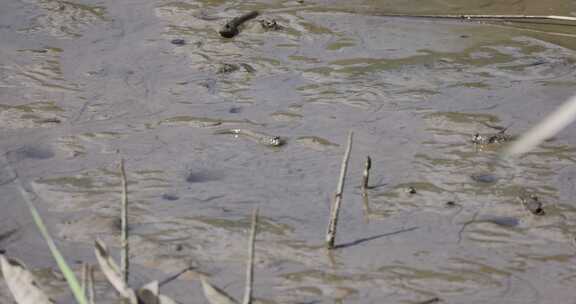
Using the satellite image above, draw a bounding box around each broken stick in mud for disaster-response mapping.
[326,131,354,249]
[219,11,259,38]
[119,159,129,284]
[361,156,371,194]
[243,208,259,304]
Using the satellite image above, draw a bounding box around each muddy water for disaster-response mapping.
[1,0,576,303]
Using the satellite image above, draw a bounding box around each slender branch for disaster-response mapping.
[326,131,354,249]
[242,208,259,304]
[268,5,576,23]
[306,6,576,23]
[119,159,129,284]
[368,13,576,22]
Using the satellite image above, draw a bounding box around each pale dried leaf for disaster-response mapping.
[138,280,159,304]
[158,294,179,304]
[201,279,239,304]
[137,280,179,304]
[94,239,137,303]
[0,255,54,304]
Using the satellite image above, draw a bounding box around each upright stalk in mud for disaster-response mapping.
[119,159,129,284]
[87,265,95,304]
[361,194,371,224]
[361,156,371,193]
[326,131,354,249]
[242,208,259,304]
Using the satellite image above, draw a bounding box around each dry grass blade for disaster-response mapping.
[326,131,354,249]
[242,208,259,304]
[158,295,178,304]
[5,158,89,304]
[87,265,95,304]
[2,154,87,304]
[0,255,54,304]
[94,239,137,303]
[372,13,576,21]
[269,5,576,23]
[318,6,576,22]
[503,94,576,157]
[119,159,129,284]
[201,279,239,304]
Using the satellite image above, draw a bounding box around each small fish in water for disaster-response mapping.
[171,39,186,46]
[445,201,457,208]
[405,186,417,194]
[518,192,545,216]
[217,63,255,74]
[259,18,283,31]
[470,173,498,184]
[214,128,283,147]
[472,129,514,145]
[218,63,240,74]
[162,193,180,201]
[159,116,222,128]
[295,136,339,151]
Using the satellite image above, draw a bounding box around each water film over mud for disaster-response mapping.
[1,0,576,303]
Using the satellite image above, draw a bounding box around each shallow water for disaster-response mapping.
[1,0,576,303]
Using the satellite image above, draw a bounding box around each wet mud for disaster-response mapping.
[1,0,576,303]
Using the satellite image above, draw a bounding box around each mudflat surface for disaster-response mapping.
[1,0,576,303]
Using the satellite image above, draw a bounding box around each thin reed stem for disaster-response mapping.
[361,156,371,193]
[326,131,354,249]
[119,159,129,284]
[2,156,88,304]
[370,13,576,22]
[87,265,95,304]
[306,6,576,23]
[242,208,259,304]
[361,194,371,224]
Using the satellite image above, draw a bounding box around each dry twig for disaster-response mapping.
[370,13,576,22]
[242,208,259,304]
[361,156,371,193]
[326,131,354,249]
[119,159,129,284]
[87,265,95,304]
